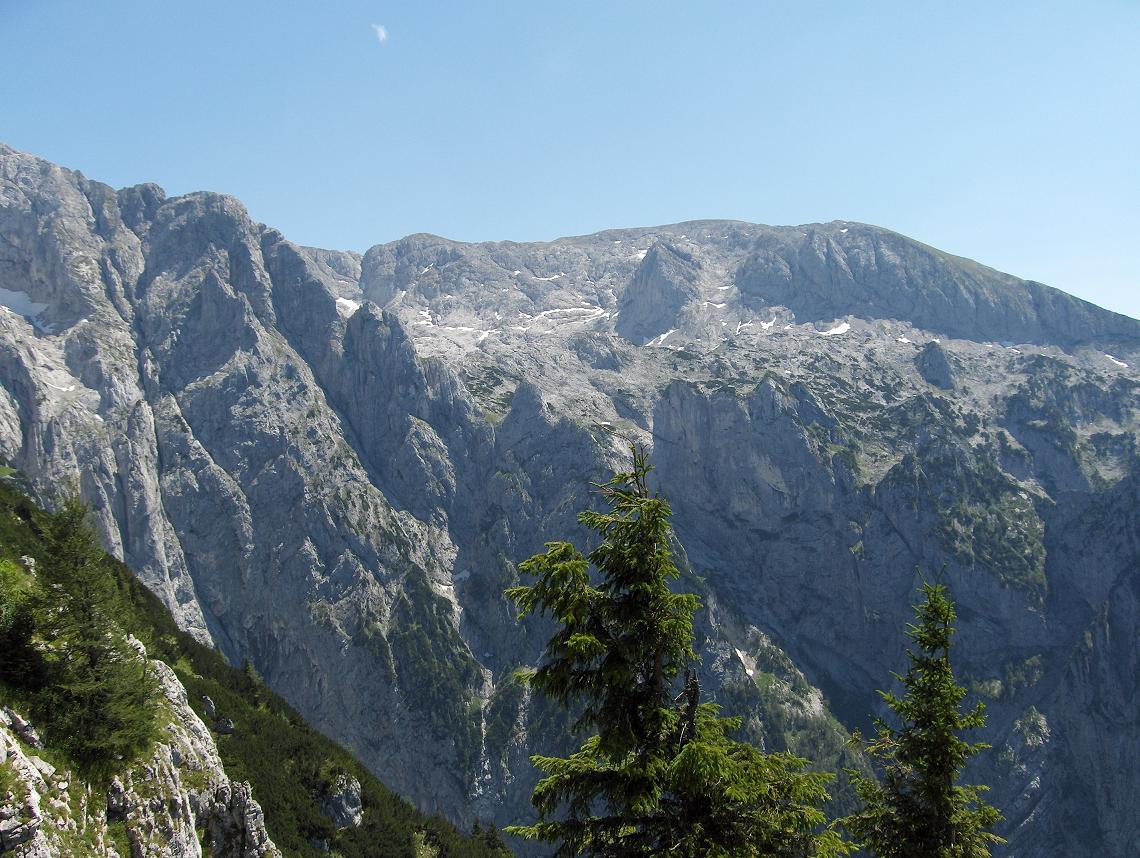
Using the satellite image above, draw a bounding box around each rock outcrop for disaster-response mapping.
[0,142,1138,856]
[616,241,703,342]
[319,774,364,830]
[0,657,279,857]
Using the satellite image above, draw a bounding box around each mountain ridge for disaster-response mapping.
[0,141,1137,856]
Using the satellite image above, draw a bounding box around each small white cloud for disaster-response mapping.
[371,23,388,44]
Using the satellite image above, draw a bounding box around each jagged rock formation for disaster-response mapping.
[319,774,364,830]
[915,340,956,390]
[0,142,1138,856]
[0,656,279,857]
[616,240,703,342]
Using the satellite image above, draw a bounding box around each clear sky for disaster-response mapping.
[2,1,1138,319]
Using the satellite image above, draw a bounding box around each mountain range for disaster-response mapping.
[0,141,1137,855]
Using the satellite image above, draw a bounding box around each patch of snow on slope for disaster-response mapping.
[820,322,851,336]
[335,297,361,317]
[897,336,912,344]
[0,287,53,333]
[704,301,726,309]
[1106,354,1129,368]
[734,648,755,678]
[535,307,605,320]
[760,319,776,330]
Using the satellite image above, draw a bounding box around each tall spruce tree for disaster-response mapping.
[34,495,159,774]
[843,578,1004,857]
[506,446,847,857]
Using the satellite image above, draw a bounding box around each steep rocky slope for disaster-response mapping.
[0,142,1137,855]
[1,650,279,857]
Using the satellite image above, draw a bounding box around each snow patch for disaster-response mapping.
[760,318,776,331]
[1106,354,1129,368]
[819,322,851,336]
[897,336,912,344]
[535,307,604,319]
[734,648,755,678]
[704,301,726,309]
[335,297,361,317]
[0,287,53,333]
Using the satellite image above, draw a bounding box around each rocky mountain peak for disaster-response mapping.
[0,141,1137,856]
[616,239,704,343]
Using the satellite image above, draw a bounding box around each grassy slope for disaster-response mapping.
[0,478,510,858]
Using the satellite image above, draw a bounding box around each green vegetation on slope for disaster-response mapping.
[0,478,510,858]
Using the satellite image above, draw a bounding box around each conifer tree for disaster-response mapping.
[506,446,846,857]
[843,578,1004,857]
[34,495,159,773]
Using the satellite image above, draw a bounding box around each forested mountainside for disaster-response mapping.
[0,477,513,857]
[0,141,1137,856]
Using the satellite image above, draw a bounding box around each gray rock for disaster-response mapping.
[0,658,282,857]
[208,781,280,858]
[1,142,1138,857]
[319,773,363,829]
[916,340,955,389]
[616,241,702,342]
[1,708,41,749]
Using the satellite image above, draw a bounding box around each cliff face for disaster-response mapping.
[0,142,1137,855]
[0,653,278,858]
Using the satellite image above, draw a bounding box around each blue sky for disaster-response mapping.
[2,1,1138,319]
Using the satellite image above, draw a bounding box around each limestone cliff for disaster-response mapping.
[0,142,1137,856]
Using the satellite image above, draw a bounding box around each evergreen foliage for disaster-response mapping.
[0,557,40,686]
[843,578,1004,857]
[0,492,161,776]
[506,446,846,857]
[0,480,511,857]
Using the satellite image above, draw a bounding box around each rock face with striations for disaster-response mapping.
[0,142,1138,856]
[616,240,703,342]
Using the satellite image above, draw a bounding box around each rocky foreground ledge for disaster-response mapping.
[0,649,279,858]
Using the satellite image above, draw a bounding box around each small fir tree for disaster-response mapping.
[506,446,846,857]
[843,578,1004,857]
